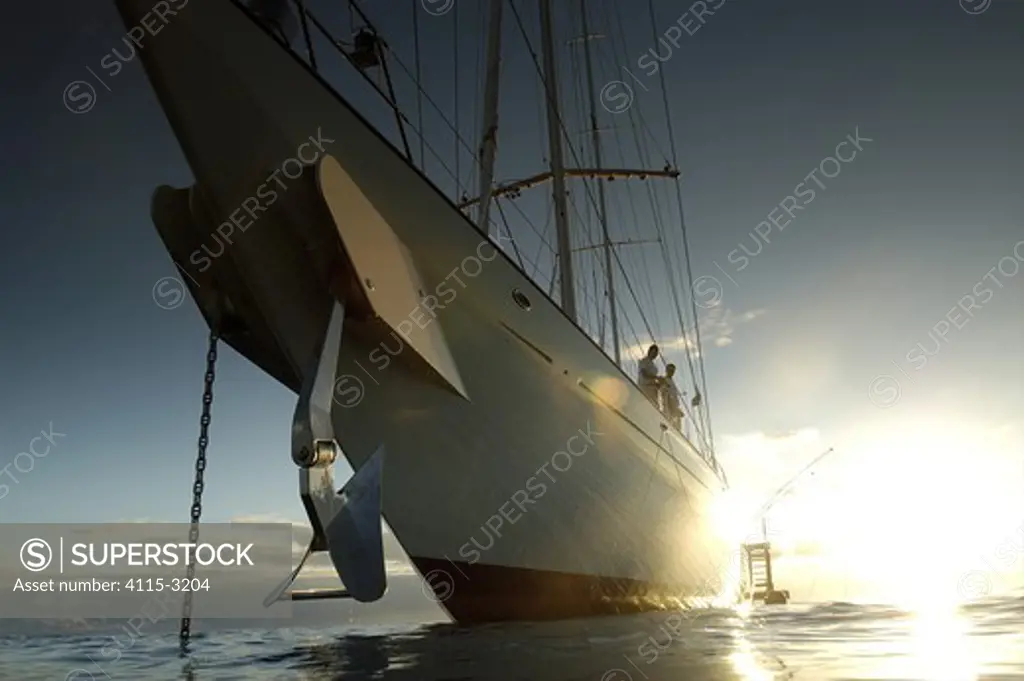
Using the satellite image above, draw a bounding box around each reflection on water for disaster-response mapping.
[904,604,976,681]
[734,595,1024,681]
[728,604,793,681]
[2,594,1022,680]
[729,637,787,681]
[240,594,1024,681]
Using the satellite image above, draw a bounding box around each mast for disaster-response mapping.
[475,0,503,235]
[578,1,620,366]
[538,0,576,321]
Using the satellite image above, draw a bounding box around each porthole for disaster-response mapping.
[512,288,532,310]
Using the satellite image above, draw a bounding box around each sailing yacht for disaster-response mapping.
[115,0,732,622]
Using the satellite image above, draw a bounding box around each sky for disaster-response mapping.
[0,0,1022,621]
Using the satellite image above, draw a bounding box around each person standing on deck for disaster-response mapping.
[638,344,661,406]
[661,363,683,431]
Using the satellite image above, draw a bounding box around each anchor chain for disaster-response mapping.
[179,330,219,651]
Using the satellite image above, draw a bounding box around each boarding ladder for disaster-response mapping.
[741,520,789,605]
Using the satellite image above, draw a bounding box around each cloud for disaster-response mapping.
[719,426,822,460]
[717,427,826,504]
[700,307,767,348]
[385,559,417,576]
[621,307,767,359]
[226,516,418,582]
[230,513,304,525]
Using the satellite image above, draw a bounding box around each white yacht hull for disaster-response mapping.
[117,0,730,621]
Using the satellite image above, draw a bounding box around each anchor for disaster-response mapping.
[263,300,387,605]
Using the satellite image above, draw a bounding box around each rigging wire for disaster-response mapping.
[589,0,714,451]
[468,2,486,200]
[589,1,672,350]
[528,193,555,282]
[506,0,652,338]
[588,0,710,449]
[326,0,715,454]
[453,1,460,191]
[505,0,716,454]
[348,0,613,333]
[322,0,557,269]
[411,0,425,167]
[492,197,529,271]
[605,4,670,344]
[342,0,490,193]
[342,0,575,279]
[644,0,716,455]
[605,4,685,366]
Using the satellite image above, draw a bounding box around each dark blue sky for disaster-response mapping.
[0,0,1021,601]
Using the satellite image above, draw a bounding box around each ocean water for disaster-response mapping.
[2,596,1023,681]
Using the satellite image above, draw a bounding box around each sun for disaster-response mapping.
[765,417,1021,604]
[709,487,762,547]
